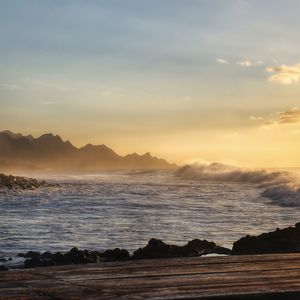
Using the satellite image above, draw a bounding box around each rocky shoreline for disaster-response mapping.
[232,222,300,255]
[1,173,299,271]
[1,238,231,270]
[0,173,54,190]
[2,222,300,271]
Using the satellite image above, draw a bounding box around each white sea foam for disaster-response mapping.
[176,162,300,207]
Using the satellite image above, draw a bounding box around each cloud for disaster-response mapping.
[261,107,300,128]
[266,63,300,84]
[277,107,300,124]
[237,60,264,67]
[263,120,277,128]
[250,116,263,121]
[216,58,229,64]
[0,83,20,91]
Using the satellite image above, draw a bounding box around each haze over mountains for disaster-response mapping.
[0,130,176,172]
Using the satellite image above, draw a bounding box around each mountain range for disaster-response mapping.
[0,130,176,172]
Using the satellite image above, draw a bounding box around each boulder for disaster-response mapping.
[0,265,9,271]
[232,223,300,255]
[100,248,130,261]
[24,247,103,268]
[132,238,231,260]
[18,251,41,258]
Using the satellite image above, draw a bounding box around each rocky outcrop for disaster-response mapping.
[0,173,51,190]
[133,238,231,259]
[100,248,130,261]
[15,238,230,269]
[22,247,130,268]
[232,223,300,255]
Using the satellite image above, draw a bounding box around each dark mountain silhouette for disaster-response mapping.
[0,131,176,171]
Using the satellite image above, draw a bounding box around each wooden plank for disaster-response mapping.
[1,254,300,299]
[49,260,300,280]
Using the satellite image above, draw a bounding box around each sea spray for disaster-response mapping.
[175,162,300,207]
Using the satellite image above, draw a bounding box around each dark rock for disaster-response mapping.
[24,251,41,258]
[100,248,130,261]
[133,238,179,259]
[63,247,88,264]
[52,252,65,265]
[0,265,9,271]
[24,257,41,268]
[24,256,54,268]
[185,239,231,255]
[0,173,56,190]
[18,250,41,258]
[232,223,300,255]
[41,251,53,259]
[21,238,231,268]
[132,238,231,260]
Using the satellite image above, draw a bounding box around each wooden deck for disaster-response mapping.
[2,253,300,299]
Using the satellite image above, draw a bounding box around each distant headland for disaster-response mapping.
[0,130,177,172]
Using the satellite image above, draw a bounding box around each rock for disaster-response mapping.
[132,238,231,260]
[0,265,9,271]
[63,247,88,264]
[0,173,56,190]
[52,252,65,265]
[232,223,300,255]
[24,247,102,268]
[22,238,231,268]
[24,256,54,268]
[24,257,41,268]
[41,251,53,259]
[100,248,130,261]
[24,251,41,258]
[185,239,231,255]
[19,251,41,258]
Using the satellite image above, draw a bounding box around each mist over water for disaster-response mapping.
[1,168,300,259]
[176,162,300,207]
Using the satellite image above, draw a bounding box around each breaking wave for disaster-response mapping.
[176,162,300,207]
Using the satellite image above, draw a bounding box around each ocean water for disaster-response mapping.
[1,166,300,259]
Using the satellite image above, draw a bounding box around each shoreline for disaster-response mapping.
[1,173,300,271]
[2,222,300,271]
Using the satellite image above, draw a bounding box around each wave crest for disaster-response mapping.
[176,162,300,207]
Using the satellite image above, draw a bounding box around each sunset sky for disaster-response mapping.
[1,0,300,167]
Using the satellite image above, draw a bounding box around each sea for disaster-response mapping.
[1,163,300,262]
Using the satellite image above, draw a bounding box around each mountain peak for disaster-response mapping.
[1,130,34,141]
[38,133,60,140]
[0,130,176,171]
[142,152,152,158]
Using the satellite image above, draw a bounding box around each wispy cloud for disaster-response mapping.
[216,58,229,64]
[263,120,277,128]
[0,83,20,91]
[266,63,300,84]
[277,107,300,124]
[249,116,263,121]
[261,107,300,128]
[237,60,264,67]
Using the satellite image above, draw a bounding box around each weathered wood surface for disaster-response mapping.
[2,253,300,299]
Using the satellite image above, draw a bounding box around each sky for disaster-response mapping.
[1,0,300,167]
